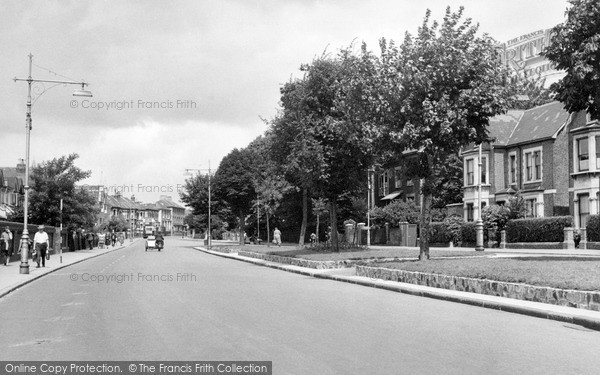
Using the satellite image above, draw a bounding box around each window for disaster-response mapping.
[596,136,600,169]
[466,159,474,186]
[406,178,414,187]
[466,203,474,222]
[523,148,542,182]
[579,193,590,228]
[394,167,403,188]
[577,137,589,171]
[525,198,537,217]
[481,156,487,184]
[525,153,532,181]
[509,154,517,184]
[378,172,389,197]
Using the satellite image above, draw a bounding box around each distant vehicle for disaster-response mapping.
[145,232,164,252]
[143,225,155,239]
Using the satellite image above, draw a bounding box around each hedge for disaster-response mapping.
[429,222,451,243]
[586,215,600,241]
[461,222,477,244]
[505,216,573,243]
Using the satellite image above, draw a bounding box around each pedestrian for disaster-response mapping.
[1,226,13,265]
[33,225,50,268]
[273,227,281,247]
[309,232,317,247]
[111,231,117,247]
[98,231,106,249]
[86,231,94,250]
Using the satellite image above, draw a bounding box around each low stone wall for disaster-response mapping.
[238,251,354,269]
[210,246,239,254]
[356,265,600,311]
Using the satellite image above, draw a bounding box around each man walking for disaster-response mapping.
[33,225,50,268]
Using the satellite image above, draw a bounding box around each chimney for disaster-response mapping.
[16,159,26,173]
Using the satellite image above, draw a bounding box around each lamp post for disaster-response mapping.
[475,143,485,251]
[14,53,92,274]
[185,162,213,249]
[366,168,370,248]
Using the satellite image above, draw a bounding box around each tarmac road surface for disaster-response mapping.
[0,238,599,374]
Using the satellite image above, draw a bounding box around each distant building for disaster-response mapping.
[156,195,185,235]
[0,160,26,219]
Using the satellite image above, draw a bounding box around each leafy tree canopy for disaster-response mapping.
[543,0,600,119]
[29,153,98,230]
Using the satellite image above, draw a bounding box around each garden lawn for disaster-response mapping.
[374,257,600,291]
[220,244,490,261]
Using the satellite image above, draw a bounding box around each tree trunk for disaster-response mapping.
[418,177,433,260]
[266,209,271,248]
[330,200,339,252]
[316,214,320,243]
[299,187,307,246]
[239,211,245,246]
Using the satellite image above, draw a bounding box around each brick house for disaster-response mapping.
[373,151,421,208]
[569,111,600,228]
[462,101,575,223]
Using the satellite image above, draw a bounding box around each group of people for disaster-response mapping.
[243,227,282,246]
[0,225,51,268]
[89,230,124,249]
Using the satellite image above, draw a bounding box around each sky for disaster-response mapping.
[0,0,570,205]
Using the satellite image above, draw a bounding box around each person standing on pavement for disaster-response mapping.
[1,226,13,265]
[33,225,50,268]
[86,231,94,250]
[111,231,117,247]
[273,227,282,247]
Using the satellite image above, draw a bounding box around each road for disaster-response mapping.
[0,238,599,374]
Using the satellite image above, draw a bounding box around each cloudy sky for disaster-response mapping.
[1,0,569,204]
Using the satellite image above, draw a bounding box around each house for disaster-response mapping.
[568,111,600,228]
[461,101,583,224]
[156,195,185,234]
[373,151,422,208]
[0,161,26,219]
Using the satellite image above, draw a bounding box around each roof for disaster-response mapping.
[465,102,571,152]
[381,191,402,201]
[488,110,523,146]
[156,198,185,210]
[505,101,570,146]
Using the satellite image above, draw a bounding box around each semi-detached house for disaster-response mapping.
[462,101,597,229]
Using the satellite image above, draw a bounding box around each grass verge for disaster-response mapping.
[373,257,600,291]
[213,244,489,261]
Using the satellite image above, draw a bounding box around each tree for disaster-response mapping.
[431,153,464,209]
[28,153,98,230]
[509,75,554,110]
[270,55,376,250]
[346,8,513,260]
[107,215,128,232]
[311,197,329,242]
[543,0,600,120]
[180,173,211,217]
[213,147,257,245]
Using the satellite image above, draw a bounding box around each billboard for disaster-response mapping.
[500,28,564,85]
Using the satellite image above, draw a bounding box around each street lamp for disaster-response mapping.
[185,161,213,249]
[475,143,485,251]
[13,53,92,274]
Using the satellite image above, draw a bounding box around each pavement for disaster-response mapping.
[192,240,600,331]
[2,237,599,332]
[0,239,139,299]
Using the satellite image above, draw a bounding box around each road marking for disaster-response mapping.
[60,302,85,306]
[43,316,75,322]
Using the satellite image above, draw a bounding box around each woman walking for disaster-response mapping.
[273,227,281,247]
